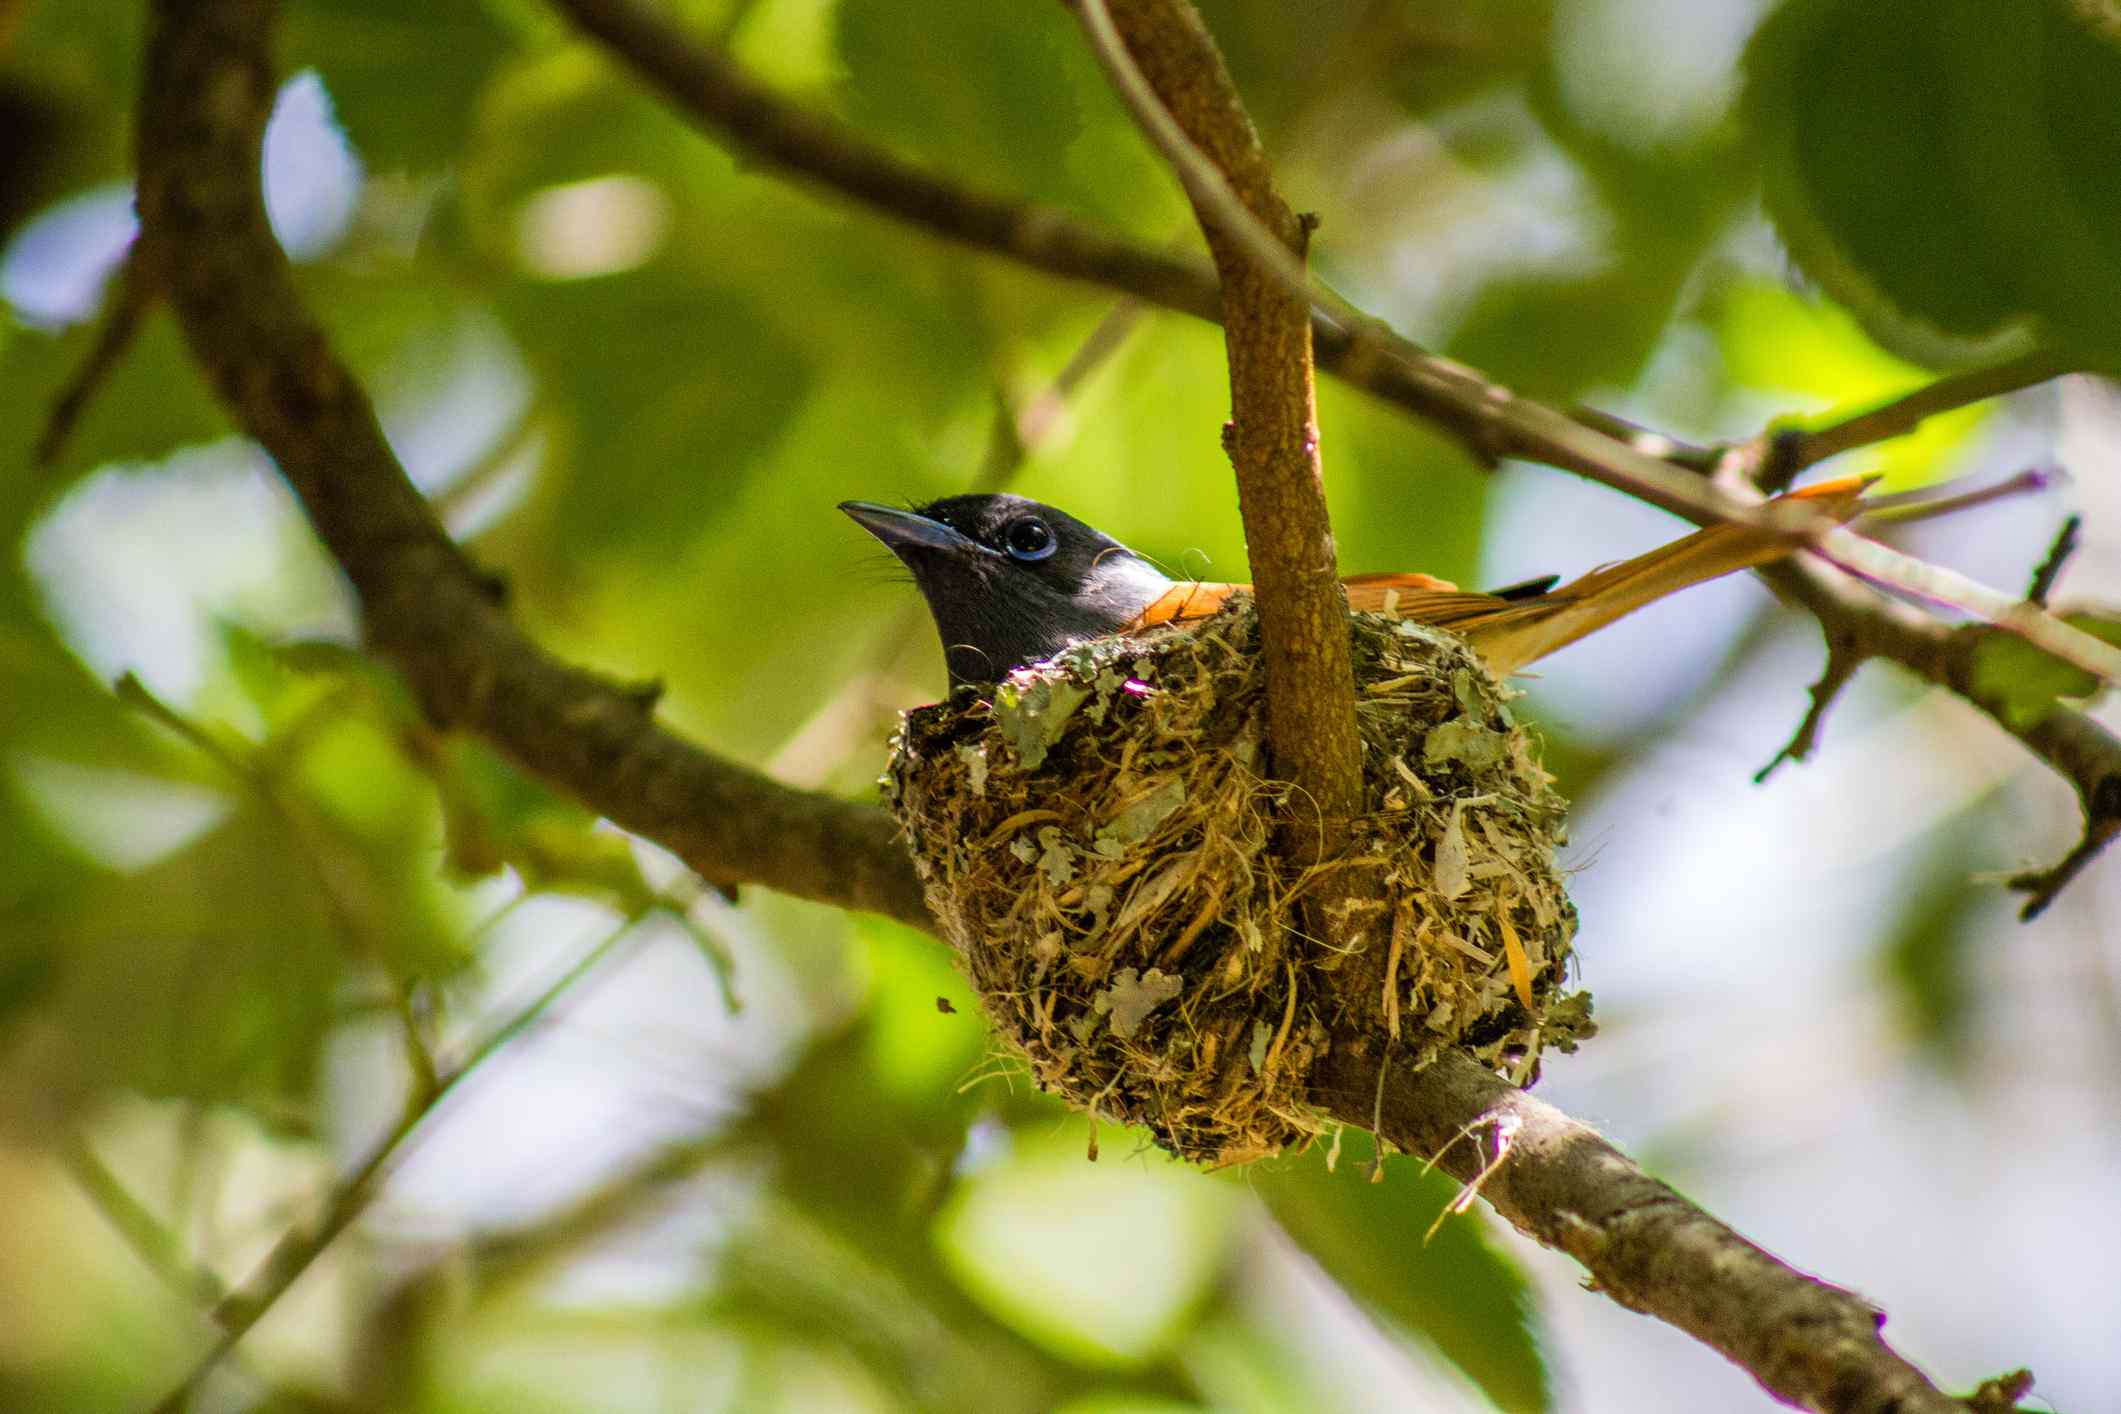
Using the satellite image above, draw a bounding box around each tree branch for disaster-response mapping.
[1770,351,2073,483]
[1079,0,1365,879]
[60,1132,229,1312]
[1760,556,2121,921]
[1312,1046,1969,1414]
[134,0,929,932]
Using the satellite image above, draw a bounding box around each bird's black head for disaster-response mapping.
[840,493,1174,686]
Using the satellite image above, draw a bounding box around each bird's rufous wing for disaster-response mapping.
[1126,580,1248,630]
[1125,475,1870,674]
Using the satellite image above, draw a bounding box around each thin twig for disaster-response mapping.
[1567,404,1717,470]
[1762,554,2121,915]
[1963,1367,2037,1413]
[117,673,442,1099]
[429,406,543,529]
[2011,812,2121,921]
[975,299,1143,487]
[1783,351,2071,475]
[61,1133,229,1311]
[149,913,648,1412]
[1755,631,1865,783]
[36,242,160,470]
[2027,514,2083,606]
[1812,525,2121,682]
[1858,467,2052,525]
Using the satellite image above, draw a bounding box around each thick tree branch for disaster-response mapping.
[1313,1046,1967,1414]
[134,0,928,932]
[1082,0,1365,879]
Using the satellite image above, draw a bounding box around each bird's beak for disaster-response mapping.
[839,501,986,558]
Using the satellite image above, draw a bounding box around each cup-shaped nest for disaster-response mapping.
[886,600,1590,1167]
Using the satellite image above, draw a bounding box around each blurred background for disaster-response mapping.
[3,0,2118,1409]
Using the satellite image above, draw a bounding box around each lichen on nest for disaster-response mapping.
[886,598,1591,1167]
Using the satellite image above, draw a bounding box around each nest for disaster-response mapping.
[886,600,1591,1166]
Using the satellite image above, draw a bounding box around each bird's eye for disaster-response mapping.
[1004,516,1056,561]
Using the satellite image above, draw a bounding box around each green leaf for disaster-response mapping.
[853,913,985,1103]
[997,676,1092,770]
[1934,2,2121,362]
[934,1134,1237,1368]
[1256,1130,1549,1412]
[1966,612,2121,730]
[34,803,347,1119]
[492,268,813,557]
[835,0,1090,214]
[1746,0,2121,368]
[1379,0,1556,120]
[281,0,516,171]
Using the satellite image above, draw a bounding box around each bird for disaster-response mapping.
[841,479,1868,688]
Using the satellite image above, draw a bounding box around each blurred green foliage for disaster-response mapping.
[1255,1130,1546,1412]
[1969,611,2121,731]
[0,0,2102,1409]
[1748,0,2121,369]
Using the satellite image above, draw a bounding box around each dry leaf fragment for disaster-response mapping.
[1098,966,1184,1039]
[1434,799,1470,900]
